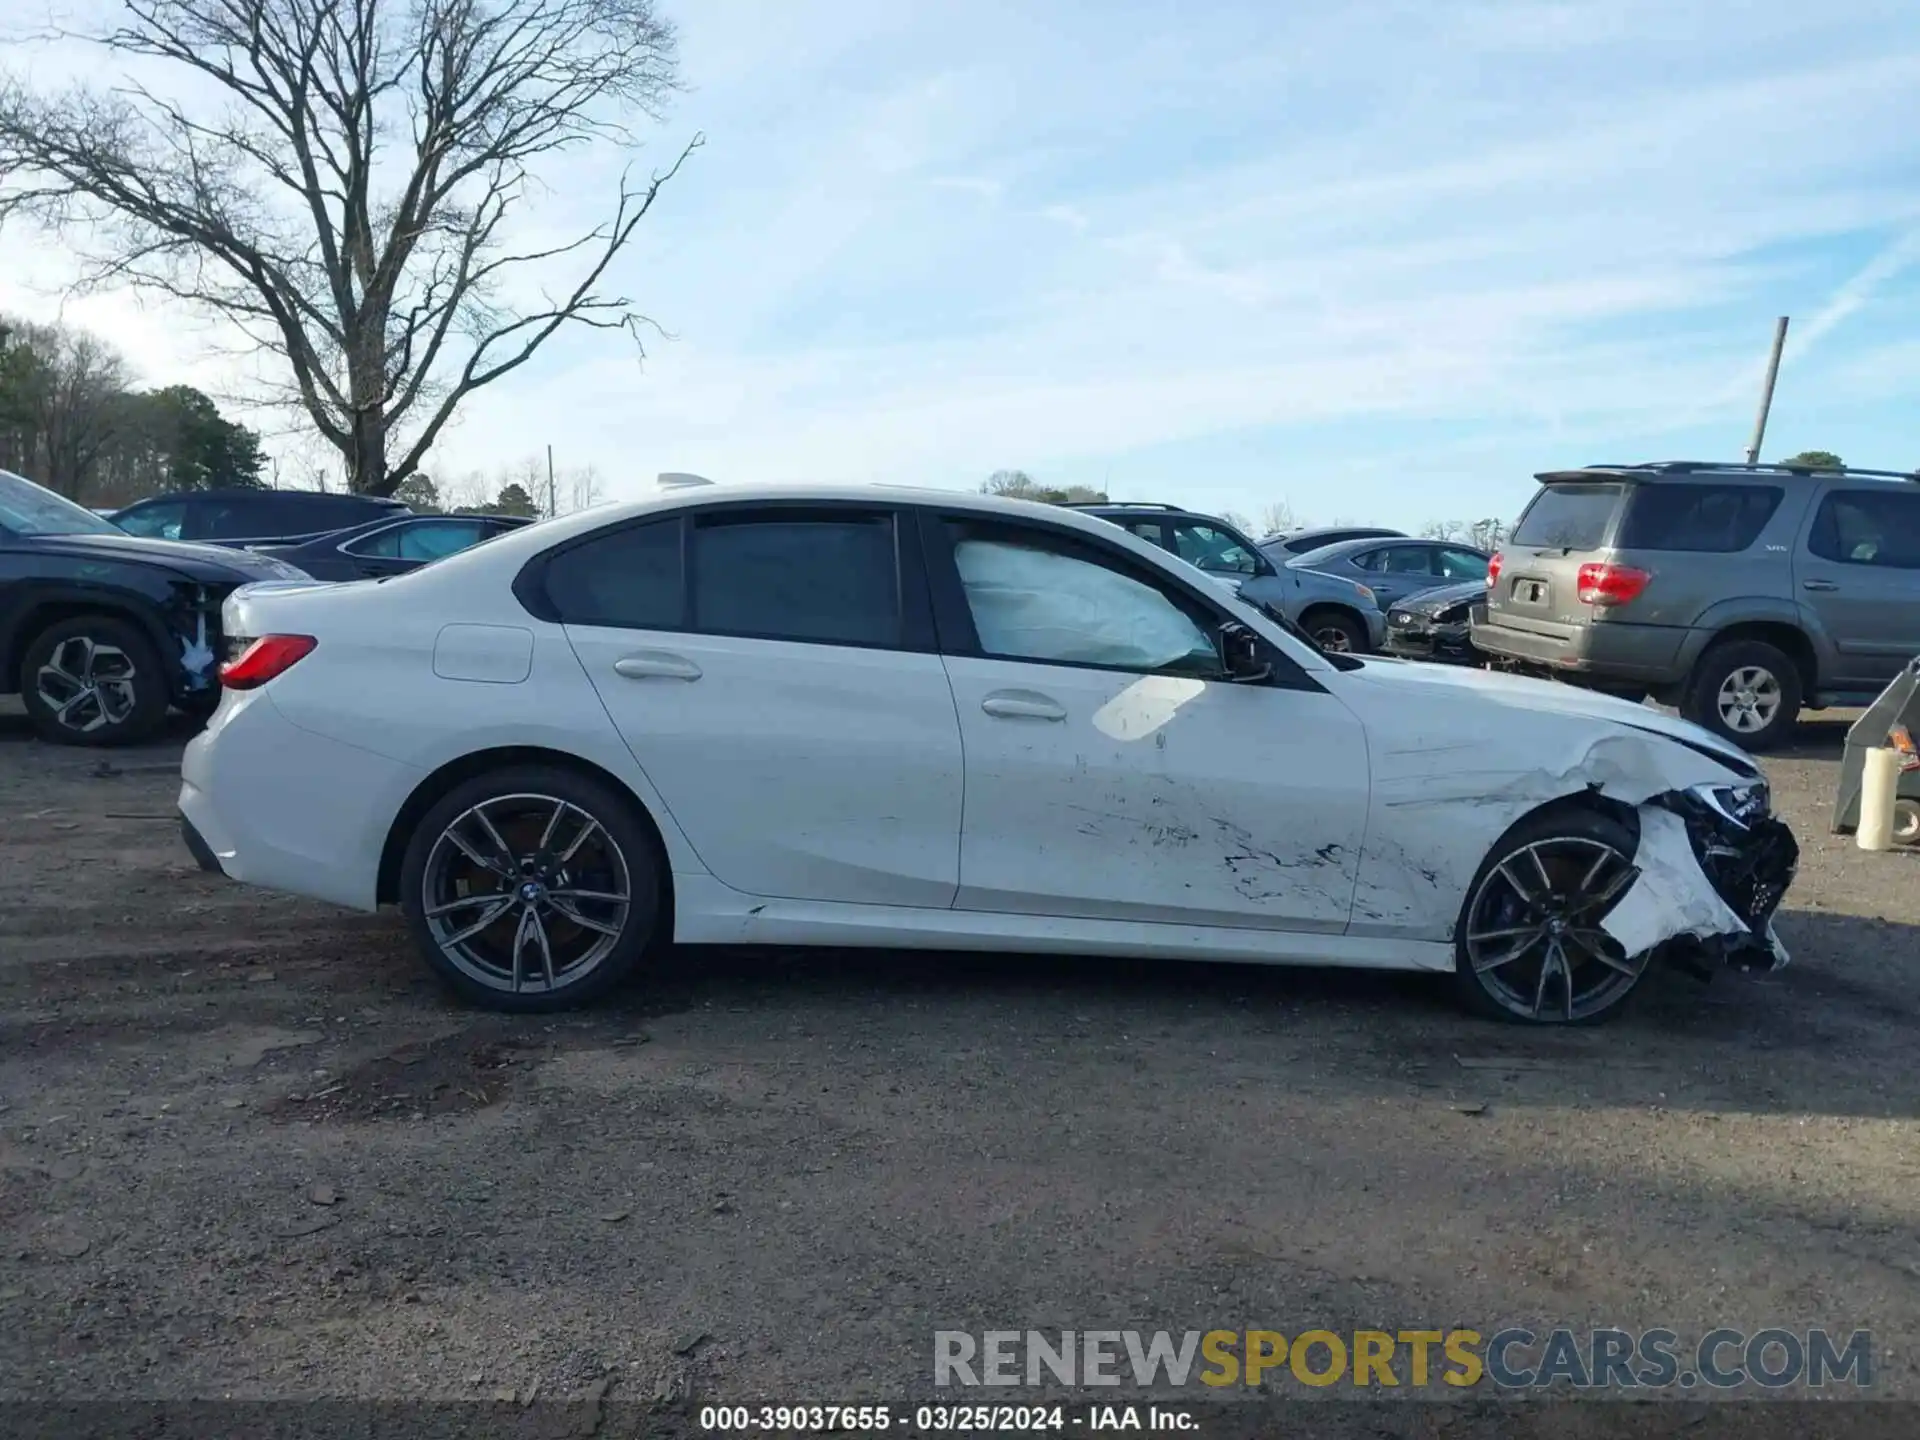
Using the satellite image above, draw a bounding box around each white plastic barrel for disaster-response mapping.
[1856,746,1902,851]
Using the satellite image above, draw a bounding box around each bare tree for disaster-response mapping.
[566,461,604,513]
[981,469,1106,504]
[1467,517,1509,551]
[0,317,135,500]
[0,0,694,496]
[1257,500,1299,537]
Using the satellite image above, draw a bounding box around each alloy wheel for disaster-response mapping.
[420,793,632,996]
[35,636,139,734]
[1313,625,1353,653]
[1715,665,1782,736]
[1463,836,1644,1022]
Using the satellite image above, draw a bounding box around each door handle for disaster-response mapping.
[1801,579,1840,592]
[613,651,702,681]
[981,691,1066,721]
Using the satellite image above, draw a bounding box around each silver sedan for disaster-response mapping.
[1270,536,1491,611]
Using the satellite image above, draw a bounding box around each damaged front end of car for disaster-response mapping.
[163,580,227,701]
[1599,779,1800,981]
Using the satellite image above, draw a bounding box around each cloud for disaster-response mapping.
[1786,226,1920,362]
[3,0,1918,525]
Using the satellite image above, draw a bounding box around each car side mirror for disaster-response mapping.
[1220,621,1271,683]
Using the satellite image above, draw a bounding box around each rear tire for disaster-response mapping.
[1681,640,1802,752]
[1300,606,1369,655]
[19,615,170,747]
[1453,805,1648,1026]
[1894,798,1920,848]
[398,765,665,1012]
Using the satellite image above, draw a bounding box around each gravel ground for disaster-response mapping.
[2,699,1918,1435]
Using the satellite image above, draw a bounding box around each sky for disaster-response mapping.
[3,0,1919,532]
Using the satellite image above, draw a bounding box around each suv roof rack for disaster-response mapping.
[1059,501,1182,510]
[1551,460,1920,483]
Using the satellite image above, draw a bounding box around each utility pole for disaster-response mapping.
[546,445,557,517]
[1743,316,1790,465]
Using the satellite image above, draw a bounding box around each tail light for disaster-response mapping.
[1576,563,1651,606]
[220,634,317,689]
[1892,725,1920,773]
[1486,552,1503,586]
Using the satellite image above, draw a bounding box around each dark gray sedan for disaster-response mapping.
[250,512,531,581]
[1272,536,1490,611]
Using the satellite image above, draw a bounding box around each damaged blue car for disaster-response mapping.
[0,469,312,746]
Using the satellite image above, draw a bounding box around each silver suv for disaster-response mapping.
[1069,503,1387,653]
[1471,461,1920,751]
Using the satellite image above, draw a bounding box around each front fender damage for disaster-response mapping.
[1601,792,1799,977]
[162,581,224,697]
[1366,725,1797,975]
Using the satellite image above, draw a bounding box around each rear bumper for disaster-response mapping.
[180,812,223,874]
[1470,616,1688,684]
[179,689,419,911]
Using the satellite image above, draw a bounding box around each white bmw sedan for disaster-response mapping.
[180,484,1798,1025]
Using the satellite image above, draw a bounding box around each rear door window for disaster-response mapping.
[1373,544,1438,576]
[1808,490,1920,569]
[346,519,494,561]
[1171,521,1261,576]
[1618,484,1782,553]
[1510,484,1623,549]
[114,500,188,540]
[691,510,901,647]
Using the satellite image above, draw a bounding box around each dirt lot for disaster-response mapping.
[2,699,1918,1431]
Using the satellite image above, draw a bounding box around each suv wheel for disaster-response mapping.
[1682,640,1802,752]
[20,615,171,747]
[1300,606,1367,655]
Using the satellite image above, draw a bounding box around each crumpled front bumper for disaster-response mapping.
[1670,794,1799,972]
[1600,787,1800,976]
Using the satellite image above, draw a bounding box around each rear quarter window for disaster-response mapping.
[1510,483,1622,549]
[1617,484,1782,553]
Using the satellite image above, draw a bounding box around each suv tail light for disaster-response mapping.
[220,634,317,689]
[1486,552,1503,586]
[1576,563,1650,607]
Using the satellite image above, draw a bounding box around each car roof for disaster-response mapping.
[428,481,1239,568]
[1263,525,1404,546]
[1537,460,1920,487]
[291,509,529,546]
[1283,535,1469,566]
[121,487,406,506]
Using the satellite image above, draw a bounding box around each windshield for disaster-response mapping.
[0,470,124,537]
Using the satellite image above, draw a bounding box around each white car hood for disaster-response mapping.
[1331,656,1776,964]
[1343,656,1756,779]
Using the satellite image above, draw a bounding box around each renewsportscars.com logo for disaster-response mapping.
[933,1328,1874,1391]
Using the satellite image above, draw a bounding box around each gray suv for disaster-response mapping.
[1471,461,1920,750]
[1069,503,1387,652]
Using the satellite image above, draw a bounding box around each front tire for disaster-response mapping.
[1894,798,1920,848]
[1681,640,1802,752]
[20,615,171,747]
[1453,806,1648,1025]
[398,765,665,1012]
[1300,606,1369,655]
